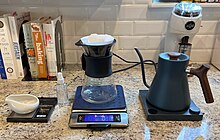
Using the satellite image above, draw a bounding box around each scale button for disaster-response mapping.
[78,115,83,122]
[115,115,121,122]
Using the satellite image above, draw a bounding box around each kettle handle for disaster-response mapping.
[189,64,214,103]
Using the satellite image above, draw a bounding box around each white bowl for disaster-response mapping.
[5,94,39,114]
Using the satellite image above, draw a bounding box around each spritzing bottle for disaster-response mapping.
[56,72,68,106]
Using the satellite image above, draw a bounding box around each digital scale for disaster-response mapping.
[69,85,129,128]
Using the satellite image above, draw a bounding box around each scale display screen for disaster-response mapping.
[77,114,121,122]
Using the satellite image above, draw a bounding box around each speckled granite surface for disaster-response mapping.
[0,64,220,140]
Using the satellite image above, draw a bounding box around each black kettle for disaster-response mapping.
[135,48,214,112]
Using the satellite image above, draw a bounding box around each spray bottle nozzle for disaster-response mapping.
[57,72,64,84]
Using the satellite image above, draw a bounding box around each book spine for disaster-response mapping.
[0,17,18,79]
[8,16,24,77]
[31,22,48,79]
[43,24,57,77]
[0,49,7,79]
[23,23,38,79]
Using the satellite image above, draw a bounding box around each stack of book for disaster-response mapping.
[0,12,63,80]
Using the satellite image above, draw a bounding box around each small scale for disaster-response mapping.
[69,85,129,128]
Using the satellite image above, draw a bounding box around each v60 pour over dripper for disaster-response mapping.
[75,34,116,57]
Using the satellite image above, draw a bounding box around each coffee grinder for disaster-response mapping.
[69,34,128,128]
[164,2,202,56]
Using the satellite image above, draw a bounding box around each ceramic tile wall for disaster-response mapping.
[0,0,219,64]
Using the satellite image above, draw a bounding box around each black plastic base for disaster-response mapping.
[139,90,204,121]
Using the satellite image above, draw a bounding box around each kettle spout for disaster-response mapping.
[188,64,214,103]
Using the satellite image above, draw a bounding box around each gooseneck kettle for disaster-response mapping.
[135,48,214,121]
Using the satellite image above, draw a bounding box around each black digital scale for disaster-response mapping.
[69,85,129,128]
[7,97,57,123]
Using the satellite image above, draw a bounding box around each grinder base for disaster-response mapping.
[139,90,203,121]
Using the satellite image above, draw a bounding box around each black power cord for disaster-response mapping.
[134,48,151,88]
[112,52,157,74]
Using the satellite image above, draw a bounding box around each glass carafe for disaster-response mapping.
[81,75,117,104]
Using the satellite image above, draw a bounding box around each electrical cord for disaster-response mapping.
[112,52,157,74]
[134,48,150,88]
[112,53,157,70]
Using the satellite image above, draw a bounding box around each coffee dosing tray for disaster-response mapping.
[139,90,204,121]
[7,97,57,123]
[69,85,129,128]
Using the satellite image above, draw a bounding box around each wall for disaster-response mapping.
[0,0,220,64]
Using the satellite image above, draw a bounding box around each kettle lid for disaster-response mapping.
[160,52,189,62]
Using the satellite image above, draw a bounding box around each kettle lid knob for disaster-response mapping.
[167,52,181,60]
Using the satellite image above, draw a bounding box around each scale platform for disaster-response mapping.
[139,90,204,121]
[69,85,129,128]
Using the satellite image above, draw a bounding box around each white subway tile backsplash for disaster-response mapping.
[198,21,218,35]
[44,0,105,6]
[135,0,148,4]
[148,36,165,50]
[28,7,59,19]
[112,50,134,64]
[192,35,215,49]
[118,5,148,21]
[190,49,212,63]
[112,50,160,64]
[0,6,10,14]
[146,8,172,20]
[64,36,73,50]
[76,50,84,64]
[0,0,8,4]
[118,36,164,50]
[0,6,28,14]
[0,2,218,64]
[58,7,88,20]
[118,36,148,50]
[202,8,220,21]
[104,0,134,5]
[134,21,168,35]
[64,50,78,64]
[9,0,42,5]
[88,5,118,20]
[105,21,133,36]
[63,20,75,36]
[75,21,104,36]
[64,36,83,50]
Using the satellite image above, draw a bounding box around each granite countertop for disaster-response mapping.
[0,64,220,140]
